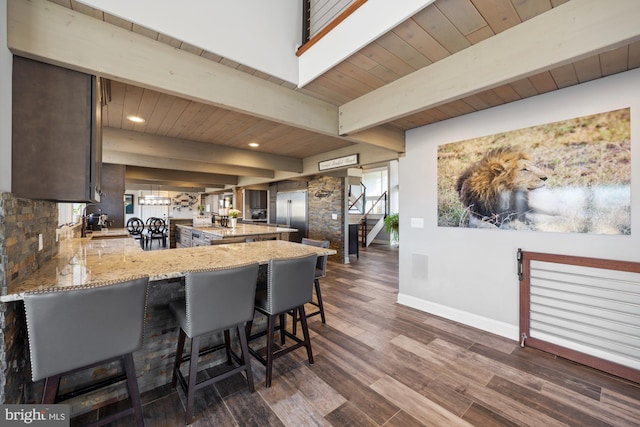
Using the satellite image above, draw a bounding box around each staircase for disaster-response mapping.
[355,192,388,249]
[349,181,390,248]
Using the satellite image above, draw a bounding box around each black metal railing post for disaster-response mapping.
[302,0,311,46]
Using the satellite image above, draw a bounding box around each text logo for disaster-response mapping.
[1,405,69,426]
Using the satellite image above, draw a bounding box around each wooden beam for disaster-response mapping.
[103,128,298,173]
[345,125,404,153]
[124,180,209,192]
[6,0,404,153]
[104,150,274,178]
[338,0,640,134]
[125,166,237,186]
[104,150,275,179]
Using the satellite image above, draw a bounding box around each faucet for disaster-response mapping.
[81,203,101,238]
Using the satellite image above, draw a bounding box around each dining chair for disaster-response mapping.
[126,217,145,249]
[145,217,167,249]
[23,276,149,427]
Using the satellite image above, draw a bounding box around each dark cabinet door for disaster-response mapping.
[12,56,102,202]
[248,190,267,209]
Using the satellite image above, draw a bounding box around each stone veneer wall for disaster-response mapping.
[307,176,345,262]
[0,193,59,404]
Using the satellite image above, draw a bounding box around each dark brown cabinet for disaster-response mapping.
[12,56,102,202]
[247,190,267,209]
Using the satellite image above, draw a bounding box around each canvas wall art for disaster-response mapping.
[125,194,134,214]
[437,108,631,235]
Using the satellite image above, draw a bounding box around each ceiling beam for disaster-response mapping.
[345,125,404,152]
[237,142,402,186]
[6,0,403,153]
[124,181,208,193]
[103,128,297,173]
[104,150,275,178]
[126,166,237,186]
[338,0,640,134]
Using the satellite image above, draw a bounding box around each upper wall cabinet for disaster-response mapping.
[247,190,267,209]
[12,56,102,202]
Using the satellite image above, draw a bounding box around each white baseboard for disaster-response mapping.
[397,293,519,341]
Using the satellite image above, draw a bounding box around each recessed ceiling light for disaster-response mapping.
[248,142,260,148]
[126,115,145,123]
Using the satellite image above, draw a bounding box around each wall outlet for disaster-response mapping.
[38,233,43,251]
[410,217,424,228]
[332,213,338,220]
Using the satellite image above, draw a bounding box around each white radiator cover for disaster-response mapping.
[529,260,640,371]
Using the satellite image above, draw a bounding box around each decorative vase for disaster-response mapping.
[229,218,237,229]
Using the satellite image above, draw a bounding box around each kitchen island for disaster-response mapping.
[176,222,297,247]
[2,234,335,415]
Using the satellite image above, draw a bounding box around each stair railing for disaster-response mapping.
[349,181,366,214]
[348,192,365,212]
[360,191,387,248]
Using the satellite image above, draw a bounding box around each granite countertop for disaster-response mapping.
[2,234,335,302]
[179,223,297,238]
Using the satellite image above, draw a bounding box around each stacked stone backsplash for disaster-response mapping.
[308,176,344,262]
[0,193,59,404]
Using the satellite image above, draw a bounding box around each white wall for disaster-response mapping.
[389,160,399,215]
[0,0,11,192]
[398,69,640,341]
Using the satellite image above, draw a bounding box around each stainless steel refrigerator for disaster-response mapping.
[276,190,308,242]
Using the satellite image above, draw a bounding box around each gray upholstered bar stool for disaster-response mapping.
[246,253,317,388]
[291,238,330,335]
[168,263,259,425]
[23,276,149,427]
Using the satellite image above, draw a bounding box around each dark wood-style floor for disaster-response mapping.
[78,244,640,426]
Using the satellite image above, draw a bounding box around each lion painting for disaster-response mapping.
[456,147,548,228]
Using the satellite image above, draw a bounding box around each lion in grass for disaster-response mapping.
[456,147,548,228]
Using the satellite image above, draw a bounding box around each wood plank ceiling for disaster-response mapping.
[44,0,640,190]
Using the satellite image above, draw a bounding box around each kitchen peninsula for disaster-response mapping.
[1,231,332,302]
[1,232,335,415]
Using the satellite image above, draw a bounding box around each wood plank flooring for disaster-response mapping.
[77,244,640,426]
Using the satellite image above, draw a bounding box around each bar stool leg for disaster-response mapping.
[279,313,286,346]
[291,309,299,336]
[42,375,61,404]
[245,319,253,335]
[299,306,314,364]
[291,278,326,336]
[237,325,255,392]
[185,336,200,425]
[172,330,186,388]
[224,330,233,365]
[265,314,275,388]
[123,353,145,427]
[315,279,326,324]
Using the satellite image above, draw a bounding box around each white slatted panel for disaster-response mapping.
[309,0,354,37]
[529,261,640,370]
